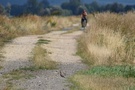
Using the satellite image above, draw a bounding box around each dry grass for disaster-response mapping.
[31,45,57,69]
[45,16,80,30]
[78,12,135,66]
[2,69,33,90]
[73,12,135,90]
[71,75,135,90]
[3,70,33,80]
[0,15,45,47]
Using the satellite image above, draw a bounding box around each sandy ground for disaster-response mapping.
[0,31,87,90]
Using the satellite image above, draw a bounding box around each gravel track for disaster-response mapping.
[0,31,87,90]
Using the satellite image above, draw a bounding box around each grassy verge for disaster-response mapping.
[70,75,135,90]
[70,65,135,90]
[30,45,57,70]
[2,69,33,90]
[3,70,33,80]
[71,12,135,90]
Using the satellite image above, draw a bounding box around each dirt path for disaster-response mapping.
[0,36,38,74]
[0,31,87,90]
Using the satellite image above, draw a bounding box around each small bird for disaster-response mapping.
[60,70,66,78]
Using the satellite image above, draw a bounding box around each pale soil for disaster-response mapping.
[0,31,87,90]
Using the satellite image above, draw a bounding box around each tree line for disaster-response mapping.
[0,0,135,16]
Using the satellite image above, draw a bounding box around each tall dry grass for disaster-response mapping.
[0,15,78,46]
[72,12,135,90]
[78,12,135,66]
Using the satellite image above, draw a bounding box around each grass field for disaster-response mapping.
[72,12,135,90]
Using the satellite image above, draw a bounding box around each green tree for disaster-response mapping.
[110,2,124,13]
[69,0,82,14]
[39,0,50,8]
[5,3,11,16]
[86,1,100,13]
[125,5,134,12]
[50,6,63,15]
[0,4,5,15]
[10,5,25,16]
[76,5,88,15]
[25,0,39,14]
[104,4,112,11]
[61,2,70,10]
[69,0,82,5]
[38,0,50,15]
[62,9,72,16]
[61,0,83,15]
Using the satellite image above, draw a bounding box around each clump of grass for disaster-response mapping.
[31,45,57,70]
[20,66,39,71]
[2,70,33,80]
[0,66,3,69]
[83,65,135,78]
[2,69,33,90]
[70,74,135,90]
[3,83,15,90]
[36,39,51,45]
[3,81,25,90]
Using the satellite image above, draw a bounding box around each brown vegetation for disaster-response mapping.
[72,12,135,90]
[78,12,135,66]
